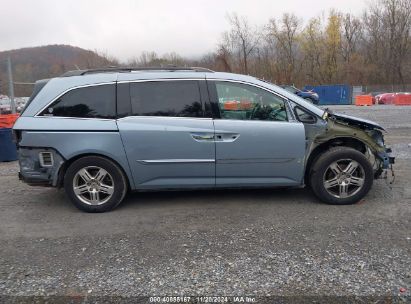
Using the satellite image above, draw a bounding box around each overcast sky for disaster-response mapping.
[0,0,367,61]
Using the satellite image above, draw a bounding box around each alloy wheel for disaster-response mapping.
[72,166,114,205]
[322,159,365,198]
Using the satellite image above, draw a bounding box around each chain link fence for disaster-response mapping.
[362,84,411,94]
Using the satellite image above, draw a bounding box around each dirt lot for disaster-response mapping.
[0,105,410,302]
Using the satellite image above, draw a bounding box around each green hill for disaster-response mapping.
[0,45,117,96]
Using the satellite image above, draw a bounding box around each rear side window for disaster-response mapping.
[40,84,116,119]
[130,81,203,117]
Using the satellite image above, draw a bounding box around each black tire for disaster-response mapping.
[309,147,374,205]
[64,156,128,212]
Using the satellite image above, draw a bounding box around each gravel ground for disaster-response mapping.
[0,105,410,302]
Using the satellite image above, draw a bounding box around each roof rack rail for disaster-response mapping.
[60,66,214,77]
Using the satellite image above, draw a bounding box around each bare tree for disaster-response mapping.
[300,17,325,83]
[384,0,411,86]
[133,51,159,66]
[340,13,363,83]
[127,51,185,67]
[341,14,363,63]
[323,10,342,83]
[216,42,233,72]
[267,13,302,83]
[364,0,411,86]
[224,13,261,74]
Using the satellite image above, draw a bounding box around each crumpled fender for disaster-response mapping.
[309,118,392,170]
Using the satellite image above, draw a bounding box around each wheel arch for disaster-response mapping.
[304,136,368,185]
[57,153,132,190]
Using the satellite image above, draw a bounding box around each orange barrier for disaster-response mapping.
[0,114,20,128]
[239,101,252,110]
[355,95,373,106]
[394,94,411,106]
[223,101,238,110]
[224,100,254,111]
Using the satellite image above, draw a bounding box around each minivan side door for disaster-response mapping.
[207,80,306,187]
[116,80,216,189]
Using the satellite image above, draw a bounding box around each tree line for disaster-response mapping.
[129,0,411,88]
[2,0,410,97]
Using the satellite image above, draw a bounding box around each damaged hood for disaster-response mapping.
[330,113,385,131]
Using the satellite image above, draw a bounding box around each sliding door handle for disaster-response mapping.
[191,133,214,142]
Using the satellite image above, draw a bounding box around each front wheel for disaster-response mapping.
[64,156,128,212]
[309,147,374,205]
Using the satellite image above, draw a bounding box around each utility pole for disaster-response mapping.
[7,57,16,114]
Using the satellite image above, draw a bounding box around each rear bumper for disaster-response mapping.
[18,147,65,187]
[18,171,52,186]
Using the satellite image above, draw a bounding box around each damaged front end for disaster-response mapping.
[312,109,395,180]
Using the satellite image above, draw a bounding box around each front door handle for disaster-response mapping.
[191,133,215,142]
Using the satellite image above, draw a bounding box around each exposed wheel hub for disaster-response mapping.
[87,179,101,191]
[337,172,351,184]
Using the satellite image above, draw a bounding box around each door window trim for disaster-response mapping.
[116,78,205,84]
[35,82,116,118]
[206,79,294,122]
[117,116,213,121]
[118,79,213,119]
[35,78,213,120]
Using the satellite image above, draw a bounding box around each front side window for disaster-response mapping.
[41,84,116,119]
[215,82,288,121]
[130,81,203,117]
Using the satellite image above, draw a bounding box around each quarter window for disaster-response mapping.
[130,81,203,117]
[214,82,288,122]
[41,84,116,119]
[294,107,317,124]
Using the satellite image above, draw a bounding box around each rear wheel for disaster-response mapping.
[309,147,373,205]
[64,156,127,212]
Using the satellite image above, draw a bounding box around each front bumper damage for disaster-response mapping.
[323,113,395,180]
[374,147,395,182]
[18,147,65,186]
[377,147,395,169]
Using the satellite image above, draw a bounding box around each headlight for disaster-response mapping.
[313,93,319,98]
[367,130,385,147]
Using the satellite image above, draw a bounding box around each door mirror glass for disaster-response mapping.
[295,107,317,124]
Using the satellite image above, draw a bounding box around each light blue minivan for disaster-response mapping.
[13,67,394,212]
